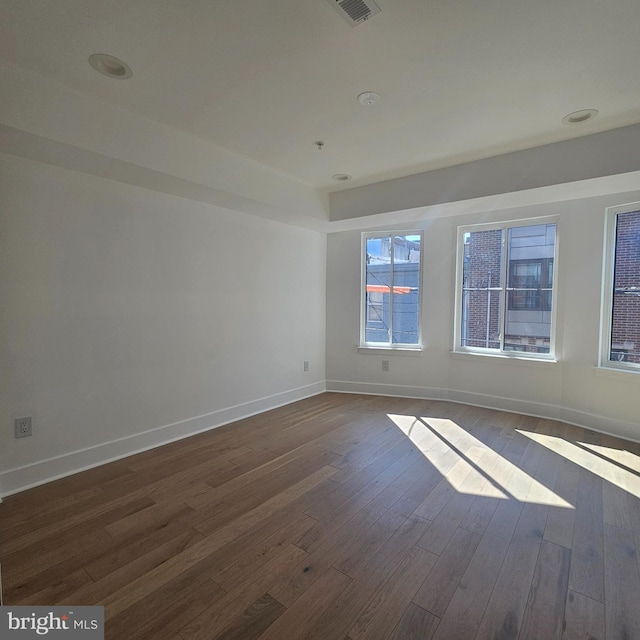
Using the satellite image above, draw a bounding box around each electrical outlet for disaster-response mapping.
[303,360,310,372]
[382,360,389,372]
[15,416,32,438]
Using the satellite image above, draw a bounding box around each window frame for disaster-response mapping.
[360,231,424,351]
[454,216,559,360]
[600,202,640,373]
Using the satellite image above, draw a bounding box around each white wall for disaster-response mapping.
[326,192,640,442]
[3,61,639,498]
[329,124,640,221]
[0,153,326,495]
[0,63,328,230]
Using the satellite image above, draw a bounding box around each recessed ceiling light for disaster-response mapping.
[89,53,133,80]
[357,91,380,106]
[332,174,352,181]
[562,109,598,125]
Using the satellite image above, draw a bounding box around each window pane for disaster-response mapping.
[391,235,421,345]
[504,224,555,354]
[365,237,391,343]
[363,234,421,347]
[610,210,640,364]
[458,221,556,357]
[546,261,554,310]
[461,229,503,349]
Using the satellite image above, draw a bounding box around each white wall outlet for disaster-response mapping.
[382,360,389,371]
[15,416,32,438]
[303,360,310,372]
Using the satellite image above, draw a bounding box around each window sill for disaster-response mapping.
[450,350,558,365]
[358,346,423,356]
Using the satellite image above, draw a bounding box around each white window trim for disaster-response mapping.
[360,230,424,351]
[453,215,559,361]
[599,201,640,373]
[358,346,423,355]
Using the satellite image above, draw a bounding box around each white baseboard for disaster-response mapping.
[4,377,638,498]
[326,380,640,444]
[326,380,450,401]
[0,381,326,498]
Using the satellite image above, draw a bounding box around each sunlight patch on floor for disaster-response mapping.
[579,442,640,474]
[519,430,640,500]
[388,414,573,508]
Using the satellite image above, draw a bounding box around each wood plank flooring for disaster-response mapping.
[2,392,640,640]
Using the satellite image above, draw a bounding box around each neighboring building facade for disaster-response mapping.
[364,236,421,345]
[611,209,640,363]
[462,224,555,354]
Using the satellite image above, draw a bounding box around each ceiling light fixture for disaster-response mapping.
[357,91,380,106]
[89,53,133,79]
[332,174,352,181]
[562,109,598,125]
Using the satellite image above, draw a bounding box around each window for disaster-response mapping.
[456,220,557,357]
[508,259,553,311]
[361,232,422,348]
[601,203,640,371]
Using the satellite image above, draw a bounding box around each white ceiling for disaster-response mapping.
[2,0,640,192]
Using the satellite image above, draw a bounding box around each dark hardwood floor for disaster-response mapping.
[2,392,640,639]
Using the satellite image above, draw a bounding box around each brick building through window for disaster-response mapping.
[610,209,640,364]
[460,223,556,355]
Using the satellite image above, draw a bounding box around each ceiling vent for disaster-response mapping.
[324,0,381,27]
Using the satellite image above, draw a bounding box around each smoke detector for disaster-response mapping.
[357,91,380,106]
[324,0,381,27]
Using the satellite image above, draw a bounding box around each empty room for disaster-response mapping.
[1,1,640,639]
